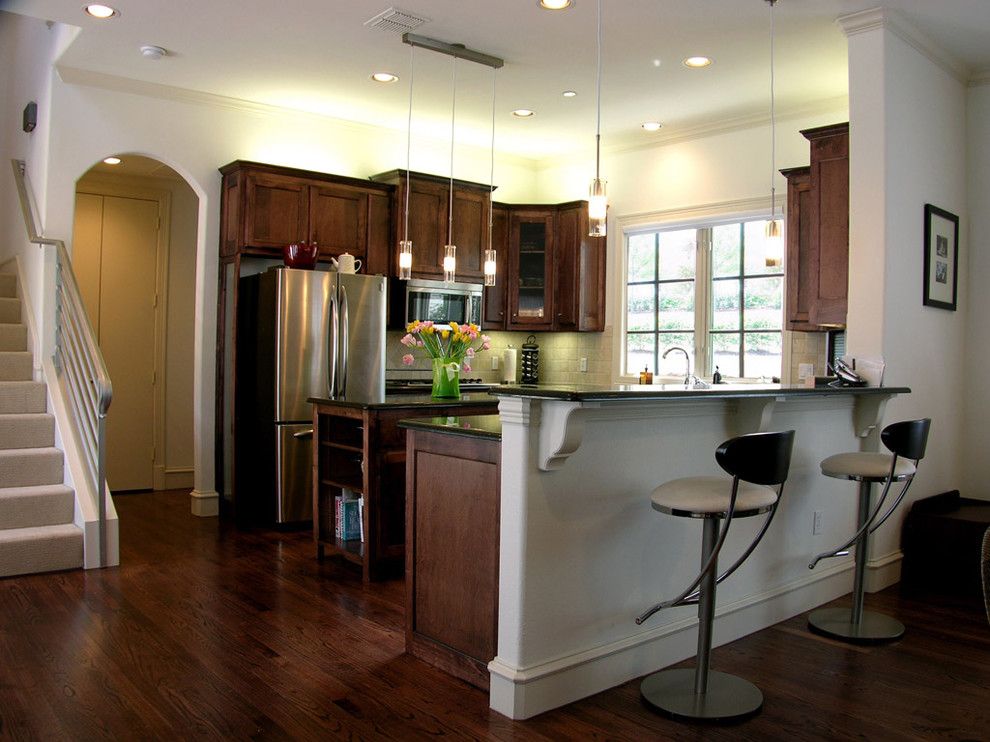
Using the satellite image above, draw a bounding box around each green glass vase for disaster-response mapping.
[431,357,461,399]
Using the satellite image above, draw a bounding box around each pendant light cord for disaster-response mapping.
[448,56,457,246]
[489,65,497,249]
[404,45,414,245]
[595,0,603,179]
[768,0,776,221]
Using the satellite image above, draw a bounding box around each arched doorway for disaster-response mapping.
[71,154,198,493]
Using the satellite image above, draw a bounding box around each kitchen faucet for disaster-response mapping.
[662,346,709,389]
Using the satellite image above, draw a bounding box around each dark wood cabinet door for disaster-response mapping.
[308,182,369,259]
[243,173,308,250]
[451,188,489,280]
[807,124,849,327]
[400,178,446,278]
[554,203,605,332]
[782,167,817,330]
[366,192,392,277]
[483,205,508,330]
[508,210,555,331]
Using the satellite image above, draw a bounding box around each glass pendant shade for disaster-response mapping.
[589,177,607,237]
[484,249,497,286]
[764,218,783,267]
[398,240,413,280]
[443,244,457,283]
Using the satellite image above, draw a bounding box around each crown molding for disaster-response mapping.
[969,70,990,88]
[535,96,848,171]
[54,65,540,170]
[836,8,969,84]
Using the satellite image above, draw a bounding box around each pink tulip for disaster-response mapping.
[402,354,415,366]
[465,347,476,358]
[462,362,472,373]
[400,333,415,346]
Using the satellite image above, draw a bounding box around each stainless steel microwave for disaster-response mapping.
[404,278,483,328]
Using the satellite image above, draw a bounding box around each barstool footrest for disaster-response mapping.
[807,606,904,643]
[640,668,763,722]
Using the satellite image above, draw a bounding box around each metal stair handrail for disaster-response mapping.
[10,159,113,567]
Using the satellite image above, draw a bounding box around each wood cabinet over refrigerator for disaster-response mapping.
[783,123,849,331]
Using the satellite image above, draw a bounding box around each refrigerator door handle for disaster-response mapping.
[328,288,339,398]
[339,284,349,397]
[292,429,314,439]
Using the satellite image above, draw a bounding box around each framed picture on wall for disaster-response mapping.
[923,203,959,311]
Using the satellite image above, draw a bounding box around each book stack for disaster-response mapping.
[334,488,364,542]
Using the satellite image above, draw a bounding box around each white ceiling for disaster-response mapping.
[6,0,990,160]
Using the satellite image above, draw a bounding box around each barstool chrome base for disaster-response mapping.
[807,606,905,643]
[640,668,763,722]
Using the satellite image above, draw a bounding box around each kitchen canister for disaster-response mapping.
[521,335,539,384]
[502,345,518,384]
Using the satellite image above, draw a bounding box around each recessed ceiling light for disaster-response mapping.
[140,45,167,60]
[562,90,577,98]
[538,0,572,9]
[652,59,662,68]
[512,109,536,118]
[683,56,713,68]
[371,72,399,83]
[83,4,118,19]
[641,122,662,132]
[103,156,122,165]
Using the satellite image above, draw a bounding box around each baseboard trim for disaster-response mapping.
[865,550,903,593]
[189,489,219,517]
[155,466,194,491]
[489,561,854,720]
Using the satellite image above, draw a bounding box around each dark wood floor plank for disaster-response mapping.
[1,489,988,741]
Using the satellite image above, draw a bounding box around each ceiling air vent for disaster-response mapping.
[364,7,429,34]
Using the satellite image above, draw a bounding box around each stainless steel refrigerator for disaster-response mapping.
[235,267,386,524]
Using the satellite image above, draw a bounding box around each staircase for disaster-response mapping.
[0,272,83,578]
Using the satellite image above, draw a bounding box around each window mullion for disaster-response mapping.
[696,228,710,375]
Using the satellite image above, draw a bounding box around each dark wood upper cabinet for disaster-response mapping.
[483,206,509,329]
[554,202,606,332]
[782,123,849,331]
[507,209,555,331]
[218,161,393,265]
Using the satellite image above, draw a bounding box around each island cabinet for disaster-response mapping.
[219,160,393,270]
[782,122,849,330]
[401,416,501,689]
[371,170,492,283]
[311,397,498,582]
[484,201,606,332]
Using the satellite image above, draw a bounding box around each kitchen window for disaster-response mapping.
[624,217,783,380]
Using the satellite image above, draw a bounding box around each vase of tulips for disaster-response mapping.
[401,320,492,399]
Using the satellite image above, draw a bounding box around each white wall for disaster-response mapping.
[963,81,990,498]
[846,19,971,561]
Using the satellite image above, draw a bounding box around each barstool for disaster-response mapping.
[808,418,931,642]
[636,430,795,722]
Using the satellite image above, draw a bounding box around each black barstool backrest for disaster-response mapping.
[881,418,931,461]
[715,430,795,486]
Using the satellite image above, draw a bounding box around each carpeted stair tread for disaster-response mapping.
[0,297,20,324]
[0,381,47,414]
[0,351,32,381]
[0,485,74,529]
[0,274,15,299]
[0,447,63,488]
[0,413,55,449]
[0,324,26,352]
[0,523,83,578]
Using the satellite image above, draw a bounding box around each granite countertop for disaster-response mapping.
[308,392,497,410]
[490,382,911,402]
[398,414,502,441]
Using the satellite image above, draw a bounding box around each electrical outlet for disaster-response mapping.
[798,363,814,380]
[491,355,499,370]
[813,510,823,535]
[580,357,588,373]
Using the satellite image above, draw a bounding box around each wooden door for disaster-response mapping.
[782,167,817,330]
[73,193,160,491]
[450,188,489,280]
[806,123,849,327]
[405,178,447,278]
[243,173,308,250]
[308,182,369,260]
[483,205,508,329]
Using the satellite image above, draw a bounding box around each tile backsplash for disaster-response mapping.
[386,327,614,387]
[788,331,827,383]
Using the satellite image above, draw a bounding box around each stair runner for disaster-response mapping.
[0,272,82,577]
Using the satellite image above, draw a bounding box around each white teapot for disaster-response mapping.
[330,252,362,274]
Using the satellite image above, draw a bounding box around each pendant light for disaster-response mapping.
[588,0,607,237]
[764,0,783,268]
[443,56,458,283]
[484,65,498,287]
[398,45,415,280]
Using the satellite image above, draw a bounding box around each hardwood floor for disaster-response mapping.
[1,489,988,740]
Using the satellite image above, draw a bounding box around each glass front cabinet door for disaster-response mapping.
[508,210,555,330]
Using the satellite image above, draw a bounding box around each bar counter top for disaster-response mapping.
[308,392,498,410]
[490,382,910,401]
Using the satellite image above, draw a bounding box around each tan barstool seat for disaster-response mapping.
[808,418,931,643]
[636,430,795,723]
